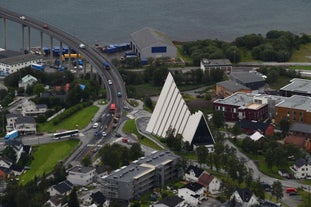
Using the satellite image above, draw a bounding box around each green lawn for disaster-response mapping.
[19,139,79,185]
[291,43,311,62]
[122,119,163,150]
[288,65,311,70]
[38,105,99,133]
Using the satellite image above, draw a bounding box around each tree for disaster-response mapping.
[53,162,67,183]
[130,143,144,161]
[81,154,92,167]
[68,187,80,207]
[212,110,224,128]
[144,97,153,110]
[279,118,290,136]
[196,145,208,166]
[272,180,283,201]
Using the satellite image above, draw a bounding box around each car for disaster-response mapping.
[122,138,128,143]
[115,133,121,137]
[20,16,26,20]
[117,91,122,97]
[79,43,86,49]
[102,131,107,137]
[108,80,112,85]
[93,122,99,128]
[43,24,49,29]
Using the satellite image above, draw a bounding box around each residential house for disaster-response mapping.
[216,80,251,98]
[198,172,221,195]
[238,119,274,136]
[21,99,47,117]
[213,92,268,122]
[289,122,311,138]
[178,182,205,206]
[18,74,37,90]
[15,116,36,135]
[10,164,24,176]
[152,195,185,207]
[230,188,259,207]
[45,195,63,207]
[200,58,232,74]
[6,140,24,163]
[230,72,265,90]
[90,191,107,207]
[0,157,13,169]
[184,165,203,182]
[290,158,311,179]
[67,166,96,186]
[49,180,73,196]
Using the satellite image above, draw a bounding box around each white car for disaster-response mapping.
[79,43,86,49]
[108,80,112,85]
[102,131,107,137]
[93,122,99,128]
[20,16,26,20]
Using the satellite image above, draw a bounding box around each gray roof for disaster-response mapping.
[68,166,94,174]
[16,116,35,124]
[103,150,179,182]
[36,104,47,109]
[295,158,308,168]
[182,182,204,192]
[0,49,23,59]
[1,54,41,65]
[280,78,311,95]
[201,58,232,66]
[276,95,311,111]
[217,80,249,92]
[290,122,311,134]
[130,27,175,49]
[157,196,184,207]
[230,72,265,84]
[214,92,255,107]
[6,113,23,119]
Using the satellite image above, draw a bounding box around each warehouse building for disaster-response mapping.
[130,27,177,60]
[230,71,266,90]
[280,78,311,97]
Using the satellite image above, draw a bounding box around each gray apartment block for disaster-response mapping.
[101,150,181,200]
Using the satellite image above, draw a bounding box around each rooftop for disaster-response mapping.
[201,58,232,66]
[230,72,265,84]
[217,80,250,92]
[68,166,94,174]
[182,182,204,192]
[280,78,311,95]
[214,92,265,110]
[276,95,311,111]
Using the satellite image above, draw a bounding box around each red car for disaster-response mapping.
[122,138,128,143]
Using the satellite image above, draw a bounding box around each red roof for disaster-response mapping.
[198,172,214,187]
[284,135,306,148]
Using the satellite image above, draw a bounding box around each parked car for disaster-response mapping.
[122,138,128,143]
[102,131,107,137]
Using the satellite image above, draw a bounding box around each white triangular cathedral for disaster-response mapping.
[146,73,215,151]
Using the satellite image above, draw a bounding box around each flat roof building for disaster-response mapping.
[230,71,265,90]
[216,80,251,98]
[200,58,232,74]
[280,78,311,97]
[101,150,181,200]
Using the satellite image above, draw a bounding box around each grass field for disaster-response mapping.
[38,105,99,133]
[122,119,163,150]
[19,139,79,185]
[290,43,311,62]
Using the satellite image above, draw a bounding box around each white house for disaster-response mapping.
[48,180,73,196]
[230,188,259,207]
[18,74,38,90]
[184,165,203,182]
[198,172,221,195]
[290,158,311,179]
[200,58,232,74]
[178,182,205,206]
[21,99,47,117]
[67,166,96,186]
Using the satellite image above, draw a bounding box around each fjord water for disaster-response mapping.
[1,0,311,50]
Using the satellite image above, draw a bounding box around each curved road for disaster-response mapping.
[0,7,127,162]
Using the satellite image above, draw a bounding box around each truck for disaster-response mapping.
[31,63,45,71]
[5,130,19,141]
[61,54,83,61]
[110,103,116,113]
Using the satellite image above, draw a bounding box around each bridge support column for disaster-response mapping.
[28,27,31,52]
[21,24,25,53]
[40,32,43,55]
[3,18,7,49]
[68,47,71,70]
[50,36,53,65]
[60,42,63,67]
[90,65,93,80]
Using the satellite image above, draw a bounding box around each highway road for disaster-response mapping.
[0,6,127,163]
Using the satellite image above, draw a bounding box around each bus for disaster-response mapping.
[53,130,79,139]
